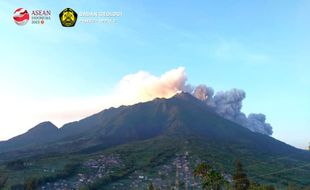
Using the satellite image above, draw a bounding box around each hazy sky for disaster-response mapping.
[0,0,309,149]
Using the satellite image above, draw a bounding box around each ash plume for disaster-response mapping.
[1,67,273,141]
[119,68,274,136]
[191,85,273,135]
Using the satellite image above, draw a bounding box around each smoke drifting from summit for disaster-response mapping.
[0,67,273,141]
[116,67,189,103]
[190,85,273,135]
[117,67,273,135]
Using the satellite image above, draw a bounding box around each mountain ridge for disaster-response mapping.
[0,121,59,153]
[0,92,305,158]
[0,92,309,188]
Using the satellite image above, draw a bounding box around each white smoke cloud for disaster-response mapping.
[0,67,188,140]
[116,67,187,103]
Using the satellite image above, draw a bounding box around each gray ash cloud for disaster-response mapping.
[189,85,273,135]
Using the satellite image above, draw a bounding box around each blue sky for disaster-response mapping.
[0,0,309,149]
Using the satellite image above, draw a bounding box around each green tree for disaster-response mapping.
[10,184,25,190]
[148,183,155,190]
[249,181,276,190]
[233,160,249,190]
[25,177,38,190]
[287,183,298,190]
[249,181,259,190]
[303,186,310,190]
[0,175,8,189]
[194,163,226,190]
[6,160,25,170]
[265,185,276,190]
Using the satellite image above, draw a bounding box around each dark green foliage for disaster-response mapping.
[287,183,298,190]
[249,181,276,190]
[19,163,80,190]
[194,163,210,177]
[233,160,250,190]
[148,183,155,190]
[6,160,25,170]
[194,162,227,190]
[265,186,276,190]
[0,175,8,189]
[62,163,80,176]
[41,162,80,182]
[10,184,25,190]
[25,177,38,190]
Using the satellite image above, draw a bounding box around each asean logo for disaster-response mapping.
[13,8,30,26]
[59,8,78,27]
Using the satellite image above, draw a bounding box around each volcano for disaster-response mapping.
[0,92,309,188]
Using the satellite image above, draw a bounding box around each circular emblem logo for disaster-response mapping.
[13,8,29,26]
[59,8,78,27]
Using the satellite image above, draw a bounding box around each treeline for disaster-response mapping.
[0,175,8,189]
[149,160,309,190]
[6,160,25,170]
[10,163,80,190]
[192,160,309,190]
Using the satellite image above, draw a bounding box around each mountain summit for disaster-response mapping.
[0,121,59,153]
[0,92,309,188]
[0,92,303,157]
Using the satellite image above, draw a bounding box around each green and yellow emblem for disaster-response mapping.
[59,8,78,27]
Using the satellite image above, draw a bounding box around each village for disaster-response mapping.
[38,152,206,190]
[107,152,203,190]
[40,154,123,190]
